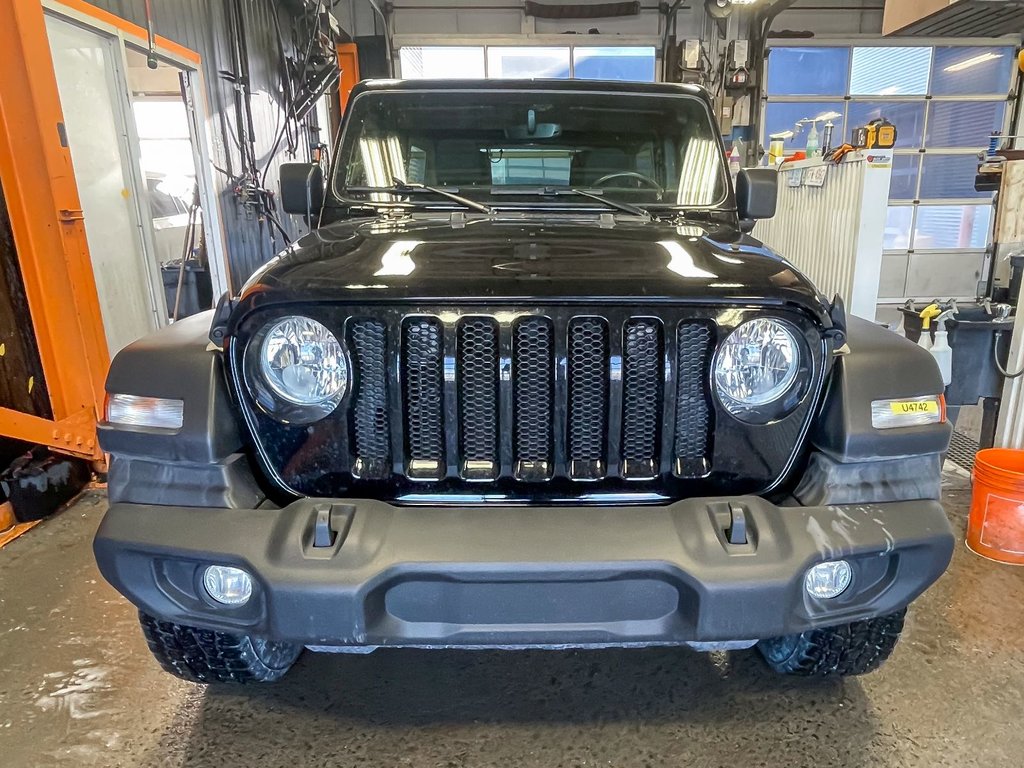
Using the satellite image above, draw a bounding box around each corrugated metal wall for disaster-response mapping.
[91,0,325,289]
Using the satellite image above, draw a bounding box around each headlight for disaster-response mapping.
[714,318,802,418]
[245,316,348,423]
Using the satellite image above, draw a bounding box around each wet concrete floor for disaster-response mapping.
[1,474,1023,767]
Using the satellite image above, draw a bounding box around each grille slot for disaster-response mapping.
[568,318,609,479]
[621,319,664,479]
[402,317,444,479]
[674,321,715,477]
[340,310,722,486]
[512,317,555,481]
[348,319,390,479]
[457,318,500,480]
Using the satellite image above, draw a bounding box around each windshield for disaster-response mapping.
[332,89,729,210]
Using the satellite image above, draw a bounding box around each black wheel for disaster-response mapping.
[757,609,906,677]
[139,611,301,684]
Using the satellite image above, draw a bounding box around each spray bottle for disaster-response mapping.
[892,300,914,338]
[805,119,820,158]
[917,304,941,351]
[728,146,741,181]
[930,310,955,387]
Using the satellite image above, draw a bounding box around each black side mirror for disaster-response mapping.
[280,162,324,217]
[735,167,778,224]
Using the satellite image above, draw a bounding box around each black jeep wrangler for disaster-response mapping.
[94,79,954,683]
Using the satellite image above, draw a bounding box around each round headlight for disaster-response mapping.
[247,316,348,423]
[714,318,801,415]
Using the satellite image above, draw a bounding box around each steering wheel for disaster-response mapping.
[593,171,663,194]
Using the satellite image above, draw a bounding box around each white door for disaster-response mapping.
[45,14,165,355]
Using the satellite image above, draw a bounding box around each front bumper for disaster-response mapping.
[94,496,953,648]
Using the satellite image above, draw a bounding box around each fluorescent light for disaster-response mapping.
[815,110,841,121]
[944,52,1001,73]
[677,137,720,206]
[659,241,718,280]
[374,240,421,276]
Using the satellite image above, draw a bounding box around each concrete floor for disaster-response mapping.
[2,474,1023,768]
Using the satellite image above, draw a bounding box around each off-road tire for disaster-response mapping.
[139,611,301,683]
[757,609,907,677]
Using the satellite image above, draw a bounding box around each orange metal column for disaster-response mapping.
[337,42,360,115]
[0,0,109,461]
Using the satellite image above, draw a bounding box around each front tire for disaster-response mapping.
[757,609,906,677]
[139,611,302,683]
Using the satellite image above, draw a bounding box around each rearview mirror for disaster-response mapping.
[280,162,324,217]
[735,168,778,224]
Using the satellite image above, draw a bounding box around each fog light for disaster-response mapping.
[804,560,852,599]
[203,565,253,606]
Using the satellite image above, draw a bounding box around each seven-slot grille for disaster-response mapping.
[347,312,716,483]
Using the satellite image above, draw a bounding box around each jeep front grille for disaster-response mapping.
[347,310,717,485]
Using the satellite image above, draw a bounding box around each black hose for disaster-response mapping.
[994,331,1024,378]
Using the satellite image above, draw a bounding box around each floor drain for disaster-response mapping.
[948,430,979,472]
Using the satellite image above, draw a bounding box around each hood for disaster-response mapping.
[234,215,831,323]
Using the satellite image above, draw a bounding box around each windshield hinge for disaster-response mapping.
[449,211,467,229]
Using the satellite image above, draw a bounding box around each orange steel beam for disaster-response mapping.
[0,0,109,462]
[337,43,360,115]
[0,407,99,460]
[55,0,202,65]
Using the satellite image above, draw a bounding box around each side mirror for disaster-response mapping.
[735,167,778,224]
[280,162,324,217]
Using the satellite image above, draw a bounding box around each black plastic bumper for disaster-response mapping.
[93,496,954,648]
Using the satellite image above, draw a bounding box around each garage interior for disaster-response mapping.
[2,0,1024,765]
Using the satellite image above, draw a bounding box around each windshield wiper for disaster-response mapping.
[565,188,654,221]
[362,177,492,214]
[497,186,654,221]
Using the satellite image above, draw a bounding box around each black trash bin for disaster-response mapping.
[161,262,212,320]
[899,304,1014,406]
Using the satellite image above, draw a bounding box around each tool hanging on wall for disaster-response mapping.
[143,0,158,69]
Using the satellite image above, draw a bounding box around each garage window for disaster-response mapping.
[765,44,1015,300]
[398,45,656,82]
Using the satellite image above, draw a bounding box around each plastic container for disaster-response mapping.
[805,122,819,158]
[968,448,1024,564]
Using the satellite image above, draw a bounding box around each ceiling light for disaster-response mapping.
[944,52,1001,73]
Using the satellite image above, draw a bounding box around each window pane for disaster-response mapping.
[888,154,920,201]
[920,154,990,200]
[487,47,570,79]
[132,101,190,139]
[489,151,572,185]
[573,47,656,82]
[850,47,931,96]
[399,47,485,79]
[914,205,992,249]
[926,101,1006,148]
[932,47,1015,95]
[846,101,925,149]
[763,102,845,148]
[885,206,914,250]
[766,47,850,96]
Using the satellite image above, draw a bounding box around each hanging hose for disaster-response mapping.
[994,331,1024,378]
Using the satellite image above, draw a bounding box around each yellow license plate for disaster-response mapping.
[889,400,938,415]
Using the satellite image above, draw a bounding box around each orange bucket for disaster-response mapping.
[968,448,1024,565]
